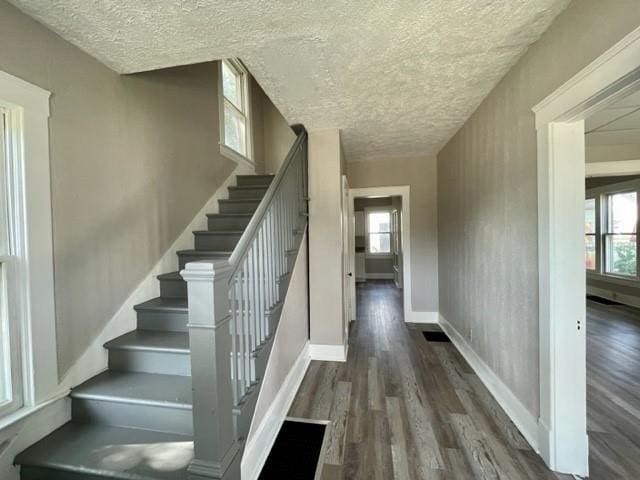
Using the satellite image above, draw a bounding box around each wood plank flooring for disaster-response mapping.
[587,300,640,479]
[289,280,571,479]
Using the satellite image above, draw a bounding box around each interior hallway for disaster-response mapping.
[289,281,571,479]
[587,300,640,479]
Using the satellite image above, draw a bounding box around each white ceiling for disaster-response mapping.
[10,0,571,161]
[586,90,640,146]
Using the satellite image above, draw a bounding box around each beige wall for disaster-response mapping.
[308,129,345,347]
[437,0,640,417]
[0,0,291,378]
[586,143,640,163]
[251,80,295,175]
[348,156,438,313]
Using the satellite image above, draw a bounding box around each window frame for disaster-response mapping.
[586,179,640,283]
[218,58,254,167]
[365,207,393,256]
[0,69,58,428]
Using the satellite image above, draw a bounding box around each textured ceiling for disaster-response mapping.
[10,0,570,161]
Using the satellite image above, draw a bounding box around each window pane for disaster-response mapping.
[224,105,246,155]
[222,61,242,110]
[609,192,637,233]
[0,112,7,257]
[606,234,637,276]
[585,235,596,270]
[370,233,391,253]
[585,198,596,234]
[368,212,391,233]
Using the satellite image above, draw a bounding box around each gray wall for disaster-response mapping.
[348,156,438,313]
[0,0,291,377]
[437,0,640,416]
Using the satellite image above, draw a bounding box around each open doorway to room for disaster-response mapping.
[533,29,640,476]
[583,88,640,479]
[348,187,411,324]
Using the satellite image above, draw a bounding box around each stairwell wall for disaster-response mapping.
[0,0,291,381]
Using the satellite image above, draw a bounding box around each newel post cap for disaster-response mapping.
[180,259,233,283]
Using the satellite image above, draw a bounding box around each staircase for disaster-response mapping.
[15,174,276,480]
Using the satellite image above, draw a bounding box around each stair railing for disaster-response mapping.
[181,126,308,479]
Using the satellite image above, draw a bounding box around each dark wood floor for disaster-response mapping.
[289,280,571,479]
[587,300,640,479]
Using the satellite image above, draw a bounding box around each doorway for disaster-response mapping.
[349,186,411,323]
[534,27,640,476]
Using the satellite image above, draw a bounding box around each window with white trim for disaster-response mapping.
[366,210,392,254]
[220,59,251,159]
[0,107,22,418]
[585,184,640,280]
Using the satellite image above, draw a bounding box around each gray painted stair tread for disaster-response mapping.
[176,249,232,257]
[206,213,253,217]
[134,297,187,313]
[105,330,189,353]
[157,271,183,281]
[192,230,244,235]
[218,198,263,203]
[72,371,192,409]
[16,422,192,480]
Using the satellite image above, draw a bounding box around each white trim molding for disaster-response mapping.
[309,343,348,362]
[439,315,539,451]
[585,159,640,177]
[405,311,439,324]
[242,342,311,480]
[532,25,640,477]
[0,70,56,408]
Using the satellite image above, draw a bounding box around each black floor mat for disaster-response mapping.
[423,331,451,342]
[587,295,622,306]
[259,420,326,479]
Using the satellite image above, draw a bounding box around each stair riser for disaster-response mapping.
[108,349,190,377]
[72,399,192,436]
[194,233,243,251]
[236,176,273,186]
[159,278,187,298]
[207,215,252,231]
[137,311,188,333]
[228,188,268,199]
[219,201,261,214]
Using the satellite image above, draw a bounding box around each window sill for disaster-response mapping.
[0,390,68,431]
[365,253,393,259]
[586,271,640,287]
[220,144,255,169]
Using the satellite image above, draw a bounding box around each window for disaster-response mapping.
[220,59,250,160]
[585,198,596,270]
[605,191,637,277]
[367,210,391,254]
[0,107,22,418]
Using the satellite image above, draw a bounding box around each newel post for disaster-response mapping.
[181,260,241,480]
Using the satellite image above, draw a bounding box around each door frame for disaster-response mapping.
[349,186,411,322]
[533,26,640,476]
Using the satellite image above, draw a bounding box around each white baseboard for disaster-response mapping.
[59,163,253,391]
[242,342,311,480]
[405,310,439,324]
[366,273,394,280]
[587,284,640,309]
[439,314,539,452]
[309,343,348,362]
